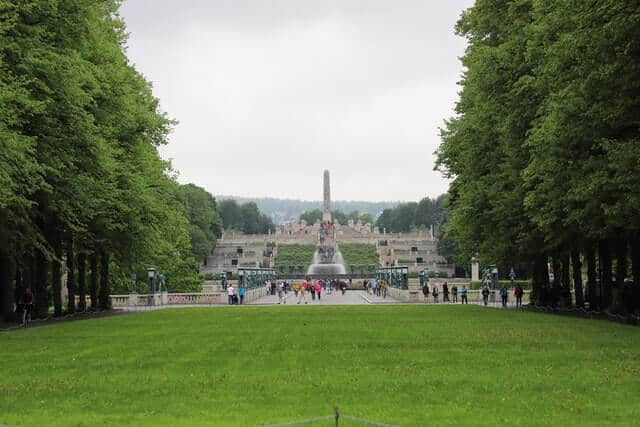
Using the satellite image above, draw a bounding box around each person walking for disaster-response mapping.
[443,282,450,303]
[514,285,523,308]
[460,285,468,304]
[227,284,235,305]
[21,288,33,327]
[315,282,322,301]
[298,282,308,304]
[432,285,439,303]
[238,285,246,305]
[500,284,508,308]
[482,286,490,306]
[422,283,430,303]
[451,285,458,303]
[310,281,316,300]
[277,282,284,304]
[293,282,300,298]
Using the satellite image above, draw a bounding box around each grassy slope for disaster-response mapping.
[1,306,639,426]
[274,244,316,267]
[339,243,379,268]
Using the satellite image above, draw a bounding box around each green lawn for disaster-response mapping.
[1,306,639,426]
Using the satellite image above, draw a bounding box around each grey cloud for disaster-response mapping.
[120,0,474,201]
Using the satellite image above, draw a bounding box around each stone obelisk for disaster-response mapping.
[322,170,331,222]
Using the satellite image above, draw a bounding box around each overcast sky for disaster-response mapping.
[119,0,473,202]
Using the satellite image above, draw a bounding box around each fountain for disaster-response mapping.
[306,170,346,276]
[307,244,346,275]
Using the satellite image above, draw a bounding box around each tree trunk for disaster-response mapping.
[550,254,561,306]
[586,247,598,310]
[16,256,31,315]
[571,249,584,308]
[13,266,23,319]
[531,254,549,306]
[598,239,613,310]
[631,237,640,314]
[77,252,87,311]
[34,249,49,318]
[98,251,111,310]
[65,236,76,314]
[612,238,627,313]
[89,252,99,311]
[0,251,16,322]
[561,252,571,306]
[52,241,63,317]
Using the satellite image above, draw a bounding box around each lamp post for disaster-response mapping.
[130,273,137,293]
[491,266,499,290]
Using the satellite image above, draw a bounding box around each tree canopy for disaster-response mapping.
[0,0,223,319]
[436,0,640,312]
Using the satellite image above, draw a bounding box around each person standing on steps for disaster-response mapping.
[443,282,450,303]
[451,284,458,303]
[432,285,439,303]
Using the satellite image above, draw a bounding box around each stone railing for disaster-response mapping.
[109,292,223,308]
[383,287,531,305]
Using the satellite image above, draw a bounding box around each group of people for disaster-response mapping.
[362,279,388,298]
[420,282,525,307]
[226,284,246,305]
[287,279,348,304]
[422,282,468,304]
[481,284,524,307]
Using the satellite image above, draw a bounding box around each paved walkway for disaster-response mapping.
[250,290,398,305]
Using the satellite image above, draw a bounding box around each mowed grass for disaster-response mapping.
[1,306,640,426]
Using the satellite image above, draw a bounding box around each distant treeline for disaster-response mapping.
[299,210,374,226]
[217,196,397,224]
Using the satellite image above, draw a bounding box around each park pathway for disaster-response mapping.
[249,289,398,305]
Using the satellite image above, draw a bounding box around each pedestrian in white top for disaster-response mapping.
[227,285,234,305]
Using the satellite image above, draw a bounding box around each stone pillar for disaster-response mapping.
[322,170,332,222]
[471,258,480,282]
[408,278,421,303]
